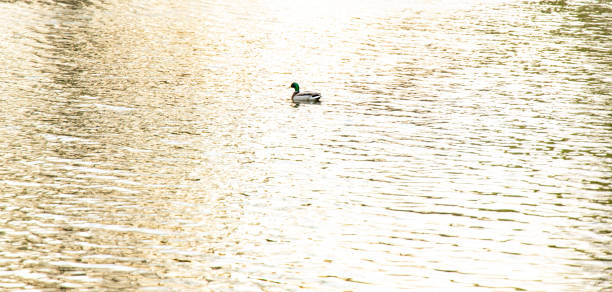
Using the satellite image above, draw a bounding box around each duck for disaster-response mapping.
[290,82,321,102]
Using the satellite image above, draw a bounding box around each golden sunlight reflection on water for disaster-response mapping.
[0,0,610,290]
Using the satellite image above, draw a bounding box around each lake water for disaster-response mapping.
[0,0,610,291]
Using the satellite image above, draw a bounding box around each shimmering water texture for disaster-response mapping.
[0,0,610,291]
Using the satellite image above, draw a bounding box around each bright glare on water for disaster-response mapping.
[0,0,610,291]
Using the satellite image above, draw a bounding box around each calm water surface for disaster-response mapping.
[0,0,610,290]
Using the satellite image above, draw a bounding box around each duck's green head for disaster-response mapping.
[290,82,300,92]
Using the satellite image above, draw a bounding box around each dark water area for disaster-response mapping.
[0,0,610,290]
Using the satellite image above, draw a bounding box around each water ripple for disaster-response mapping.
[0,0,610,290]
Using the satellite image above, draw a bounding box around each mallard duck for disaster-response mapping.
[290,82,321,102]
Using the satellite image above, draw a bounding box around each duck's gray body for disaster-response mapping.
[290,82,321,102]
[292,91,321,102]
